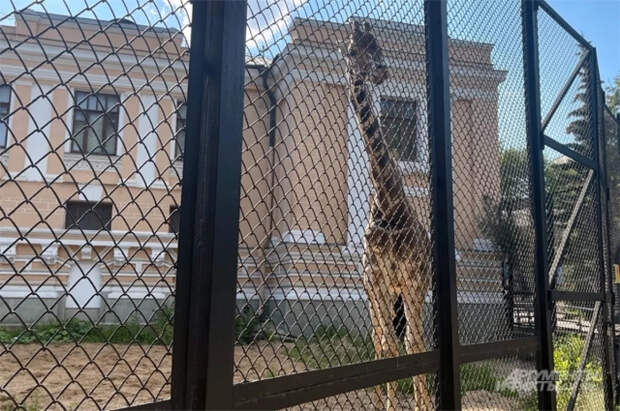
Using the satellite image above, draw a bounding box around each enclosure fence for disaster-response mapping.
[0,0,617,410]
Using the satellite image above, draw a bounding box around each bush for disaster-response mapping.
[0,304,174,346]
[553,334,603,409]
[234,307,265,344]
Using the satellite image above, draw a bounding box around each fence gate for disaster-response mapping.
[0,0,617,410]
[533,1,617,409]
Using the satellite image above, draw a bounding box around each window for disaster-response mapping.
[169,206,180,234]
[65,201,112,231]
[380,98,417,162]
[175,100,186,159]
[71,91,120,155]
[0,85,11,148]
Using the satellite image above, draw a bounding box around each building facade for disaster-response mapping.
[0,11,506,335]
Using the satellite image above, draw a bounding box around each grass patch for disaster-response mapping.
[0,305,173,346]
[234,307,266,344]
[461,363,499,392]
[460,362,537,409]
[0,392,46,411]
[289,326,375,369]
[554,334,603,410]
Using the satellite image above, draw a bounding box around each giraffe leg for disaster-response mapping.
[367,288,385,401]
[364,264,399,410]
[402,284,432,410]
[377,295,399,411]
[364,256,386,402]
[377,286,399,409]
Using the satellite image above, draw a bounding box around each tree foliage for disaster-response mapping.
[543,46,600,288]
[478,147,535,293]
[605,74,620,114]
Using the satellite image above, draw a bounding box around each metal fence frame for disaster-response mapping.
[0,0,616,409]
[120,0,619,409]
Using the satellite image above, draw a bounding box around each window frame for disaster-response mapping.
[174,100,186,160]
[70,90,120,156]
[379,96,419,164]
[65,201,113,231]
[0,85,11,148]
[168,205,180,234]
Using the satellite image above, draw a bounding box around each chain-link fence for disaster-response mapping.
[536,1,616,409]
[0,0,617,410]
[0,1,190,409]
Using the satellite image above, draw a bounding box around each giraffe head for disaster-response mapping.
[344,21,388,85]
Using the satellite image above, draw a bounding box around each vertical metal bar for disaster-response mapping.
[171,1,247,409]
[589,49,614,410]
[424,1,461,409]
[616,110,620,407]
[521,1,556,409]
[170,1,206,406]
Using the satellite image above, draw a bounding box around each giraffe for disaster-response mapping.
[343,21,432,410]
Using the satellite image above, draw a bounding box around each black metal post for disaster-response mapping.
[424,1,461,409]
[521,0,557,409]
[590,49,614,410]
[171,0,247,409]
[617,112,620,406]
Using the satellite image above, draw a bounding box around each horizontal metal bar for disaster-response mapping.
[119,400,170,410]
[232,350,440,409]
[543,134,597,169]
[541,52,589,132]
[458,337,538,364]
[538,0,594,50]
[550,290,605,302]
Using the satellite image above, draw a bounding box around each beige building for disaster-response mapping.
[0,11,506,330]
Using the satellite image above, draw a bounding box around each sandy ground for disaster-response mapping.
[287,388,519,410]
[1,343,522,410]
[0,343,171,410]
[0,342,297,410]
[461,390,520,410]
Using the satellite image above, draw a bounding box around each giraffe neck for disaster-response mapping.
[350,77,411,223]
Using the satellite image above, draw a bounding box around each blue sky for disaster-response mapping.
[548,0,620,89]
[0,0,615,151]
[1,0,615,87]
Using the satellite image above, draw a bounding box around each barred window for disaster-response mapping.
[175,100,186,159]
[380,98,417,162]
[0,85,10,147]
[71,91,120,155]
[169,206,180,234]
[65,201,112,231]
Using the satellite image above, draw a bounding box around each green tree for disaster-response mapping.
[603,76,620,261]
[543,46,599,290]
[605,74,620,114]
[479,148,535,294]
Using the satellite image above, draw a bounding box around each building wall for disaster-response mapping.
[0,13,506,324]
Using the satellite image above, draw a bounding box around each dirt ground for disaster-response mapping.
[0,342,298,410]
[0,343,171,410]
[1,343,521,410]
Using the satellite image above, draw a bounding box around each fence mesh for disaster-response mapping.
[0,1,190,408]
[552,301,607,410]
[446,0,537,348]
[285,373,437,410]
[460,355,538,410]
[604,108,619,267]
[537,4,614,410]
[0,0,616,410]
[236,0,437,392]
